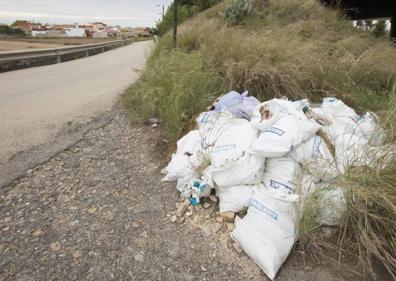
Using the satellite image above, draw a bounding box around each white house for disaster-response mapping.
[65,28,86,37]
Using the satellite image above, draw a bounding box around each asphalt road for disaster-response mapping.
[0,40,153,187]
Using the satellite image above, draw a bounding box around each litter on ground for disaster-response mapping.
[161,91,393,280]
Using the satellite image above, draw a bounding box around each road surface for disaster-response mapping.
[0,40,153,187]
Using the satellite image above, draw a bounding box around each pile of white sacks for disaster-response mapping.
[161,91,390,280]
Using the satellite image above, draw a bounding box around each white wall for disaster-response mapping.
[65,28,86,37]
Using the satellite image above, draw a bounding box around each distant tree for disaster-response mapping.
[364,19,374,31]
[0,26,25,37]
[355,20,364,29]
[373,19,387,37]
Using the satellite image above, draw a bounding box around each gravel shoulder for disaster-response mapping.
[0,104,367,281]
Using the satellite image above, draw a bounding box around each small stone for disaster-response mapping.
[203,202,211,209]
[209,195,218,203]
[148,117,160,125]
[134,253,145,263]
[2,226,10,232]
[185,211,193,217]
[205,214,210,220]
[215,216,223,223]
[73,251,81,259]
[176,200,191,217]
[50,242,61,252]
[4,217,11,223]
[151,123,158,128]
[232,242,243,254]
[179,217,185,224]
[87,207,97,214]
[226,223,235,232]
[132,222,141,228]
[70,220,80,226]
[220,212,235,222]
[32,229,43,236]
[171,215,177,223]
[210,223,223,233]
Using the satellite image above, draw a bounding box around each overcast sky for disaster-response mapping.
[0,0,173,27]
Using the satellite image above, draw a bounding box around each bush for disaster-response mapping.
[373,19,387,38]
[0,26,25,37]
[225,0,254,25]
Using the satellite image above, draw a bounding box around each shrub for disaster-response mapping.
[225,0,254,25]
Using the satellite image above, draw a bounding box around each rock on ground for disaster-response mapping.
[0,105,363,281]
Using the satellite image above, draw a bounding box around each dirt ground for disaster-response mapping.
[0,38,114,51]
[0,105,382,281]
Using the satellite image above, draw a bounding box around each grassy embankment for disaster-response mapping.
[122,0,396,277]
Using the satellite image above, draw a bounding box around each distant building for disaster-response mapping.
[52,24,76,30]
[90,22,107,31]
[93,30,108,38]
[107,27,121,38]
[120,27,135,38]
[12,20,43,32]
[31,30,48,37]
[132,27,152,37]
[64,28,86,37]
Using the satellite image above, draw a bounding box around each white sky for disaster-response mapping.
[0,0,173,27]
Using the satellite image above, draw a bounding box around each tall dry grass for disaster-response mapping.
[122,50,225,142]
[164,0,396,112]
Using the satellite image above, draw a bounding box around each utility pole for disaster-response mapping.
[156,4,165,20]
[173,0,177,49]
[391,14,396,41]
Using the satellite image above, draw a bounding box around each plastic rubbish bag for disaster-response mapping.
[321,97,358,120]
[335,133,369,173]
[196,111,237,150]
[249,115,321,158]
[318,186,346,226]
[217,183,266,213]
[214,91,260,120]
[262,157,301,194]
[205,154,265,187]
[176,174,195,198]
[314,98,360,142]
[297,172,318,198]
[355,112,384,145]
[210,120,258,168]
[231,190,299,280]
[190,179,211,206]
[290,135,338,182]
[162,130,202,181]
[250,99,307,132]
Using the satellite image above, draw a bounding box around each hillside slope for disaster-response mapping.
[123,2,396,277]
